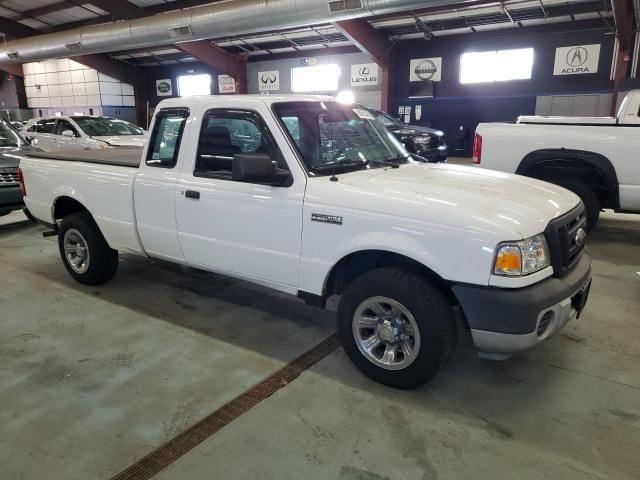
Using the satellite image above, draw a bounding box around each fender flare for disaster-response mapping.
[516,148,619,208]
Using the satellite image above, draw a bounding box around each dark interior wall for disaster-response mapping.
[0,71,26,109]
[390,21,639,155]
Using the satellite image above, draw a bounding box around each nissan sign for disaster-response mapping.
[350,63,378,87]
[409,57,442,82]
[554,44,600,75]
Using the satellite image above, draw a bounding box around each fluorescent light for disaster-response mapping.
[177,74,211,96]
[460,48,534,84]
[291,64,340,93]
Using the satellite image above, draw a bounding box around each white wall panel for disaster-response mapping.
[72,83,86,96]
[101,94,123,106]
[62,97,75,107]
[46,73,60,85]
[56,59,70,71]
[74,96,88,107]
[85,82,100,95]
[59,84,74,96]
[122,84,135,95]
[58,70,72,84]
[44,59,58,73]
[35,73,47,85]
[68,60,84,70]
[70,69,85,83]
[48,84,61,97]
[99,81,121,95]
[84,69,99,82]
[122,95,136,106]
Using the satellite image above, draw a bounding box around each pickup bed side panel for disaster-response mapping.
[21,157,144,254]
[476,123,640,211]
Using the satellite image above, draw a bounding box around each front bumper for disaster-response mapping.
[0,185,23,214]
[452,253,592,358]
[413,144,448,163]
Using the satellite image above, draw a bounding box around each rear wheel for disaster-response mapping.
[58,212,118,285]
[337,268,456,389]
[556,180,600,231]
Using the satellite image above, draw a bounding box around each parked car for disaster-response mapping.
[21,115,146,152]
[474,89,640,230]
[371,109,447,162]
[10,120,26,130]
[0,119,40,218]
[19,95,591,389]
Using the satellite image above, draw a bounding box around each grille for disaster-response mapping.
[0,171,18,184]
[544,203,587,277]
[537,311,553,337]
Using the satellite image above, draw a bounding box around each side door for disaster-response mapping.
[133,107,190,262]
[174,107,306,290]
[33,119,57,151]
[52,119,80,151]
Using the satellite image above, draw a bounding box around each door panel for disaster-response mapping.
[134,108,190,261]
[174,108,305,287]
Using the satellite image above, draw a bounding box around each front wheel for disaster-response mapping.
[58,212,119,285]
[337,268,457,389]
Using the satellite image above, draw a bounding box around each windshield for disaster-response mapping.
[375,111,402,127]
[273,101,410,175]
[71,117,143,136]
[0,119,26,147]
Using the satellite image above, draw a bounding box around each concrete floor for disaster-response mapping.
[1,205,639,480]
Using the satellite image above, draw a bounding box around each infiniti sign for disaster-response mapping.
[258,70,280,91]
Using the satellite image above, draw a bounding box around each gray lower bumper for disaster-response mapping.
[452,253,592,359]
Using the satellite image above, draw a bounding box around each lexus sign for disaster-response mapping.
[409,57,442,82]
[350,63,378,87]
[258,70,280,91]
[553,44,600,75]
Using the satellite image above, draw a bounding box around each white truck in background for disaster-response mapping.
[19,94,592,389]
[474,90,640,229]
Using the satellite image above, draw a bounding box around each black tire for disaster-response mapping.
[556,180,600,231]
[23,208,36,222]
[337,268,457,389]
[58,212,118,285]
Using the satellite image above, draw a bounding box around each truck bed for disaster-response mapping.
[26,148,141,168]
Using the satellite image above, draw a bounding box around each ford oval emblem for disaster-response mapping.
[575,227,586,247]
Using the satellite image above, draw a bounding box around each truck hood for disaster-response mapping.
[93,135,146,148]
[334,163,580,239]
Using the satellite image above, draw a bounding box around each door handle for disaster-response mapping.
[185,190,200,200]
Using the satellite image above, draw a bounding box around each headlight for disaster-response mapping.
[412,136,432,145]
[493,234,550,276]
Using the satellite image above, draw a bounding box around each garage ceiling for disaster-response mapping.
[0,0,617,66]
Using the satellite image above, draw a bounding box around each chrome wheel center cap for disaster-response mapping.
[378,318,401,344]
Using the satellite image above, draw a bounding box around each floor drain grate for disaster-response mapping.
[111,333,340,480]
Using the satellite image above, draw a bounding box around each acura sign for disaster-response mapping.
[409,57,442,82]
[350,63,378,87]
[553,44,600,75]
[258,70,280,91]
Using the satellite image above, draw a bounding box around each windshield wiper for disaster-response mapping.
[369,158,400,168]
[311,158,368,172]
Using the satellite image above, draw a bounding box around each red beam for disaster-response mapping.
[334,19,392,67]
[175,40,247,94]
[0,62,24,78]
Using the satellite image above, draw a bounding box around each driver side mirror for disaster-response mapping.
[232,153,291,186]
[61,130,75,137]
[26,136,38,146]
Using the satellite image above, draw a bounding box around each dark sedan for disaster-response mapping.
[0,119,40,218]
[371,109,447,163]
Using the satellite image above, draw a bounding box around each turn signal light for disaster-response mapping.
[494,245,522,275]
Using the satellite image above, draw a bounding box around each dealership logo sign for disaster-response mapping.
[258,70,280,91]
[156,79,173,96]
[350,63,378,86]
[218,74,236,94]
[554,44,600,75]
[409,57,442,82]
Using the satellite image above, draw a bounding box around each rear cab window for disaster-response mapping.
[146,108,189,169]
[36,119,56,134]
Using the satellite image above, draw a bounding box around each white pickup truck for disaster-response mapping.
[474,90,640,229]
[19,95,592,389]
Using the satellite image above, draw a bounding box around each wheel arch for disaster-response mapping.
[322,249,458,307]
[52,195,91,223]
[516,149,619,208]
